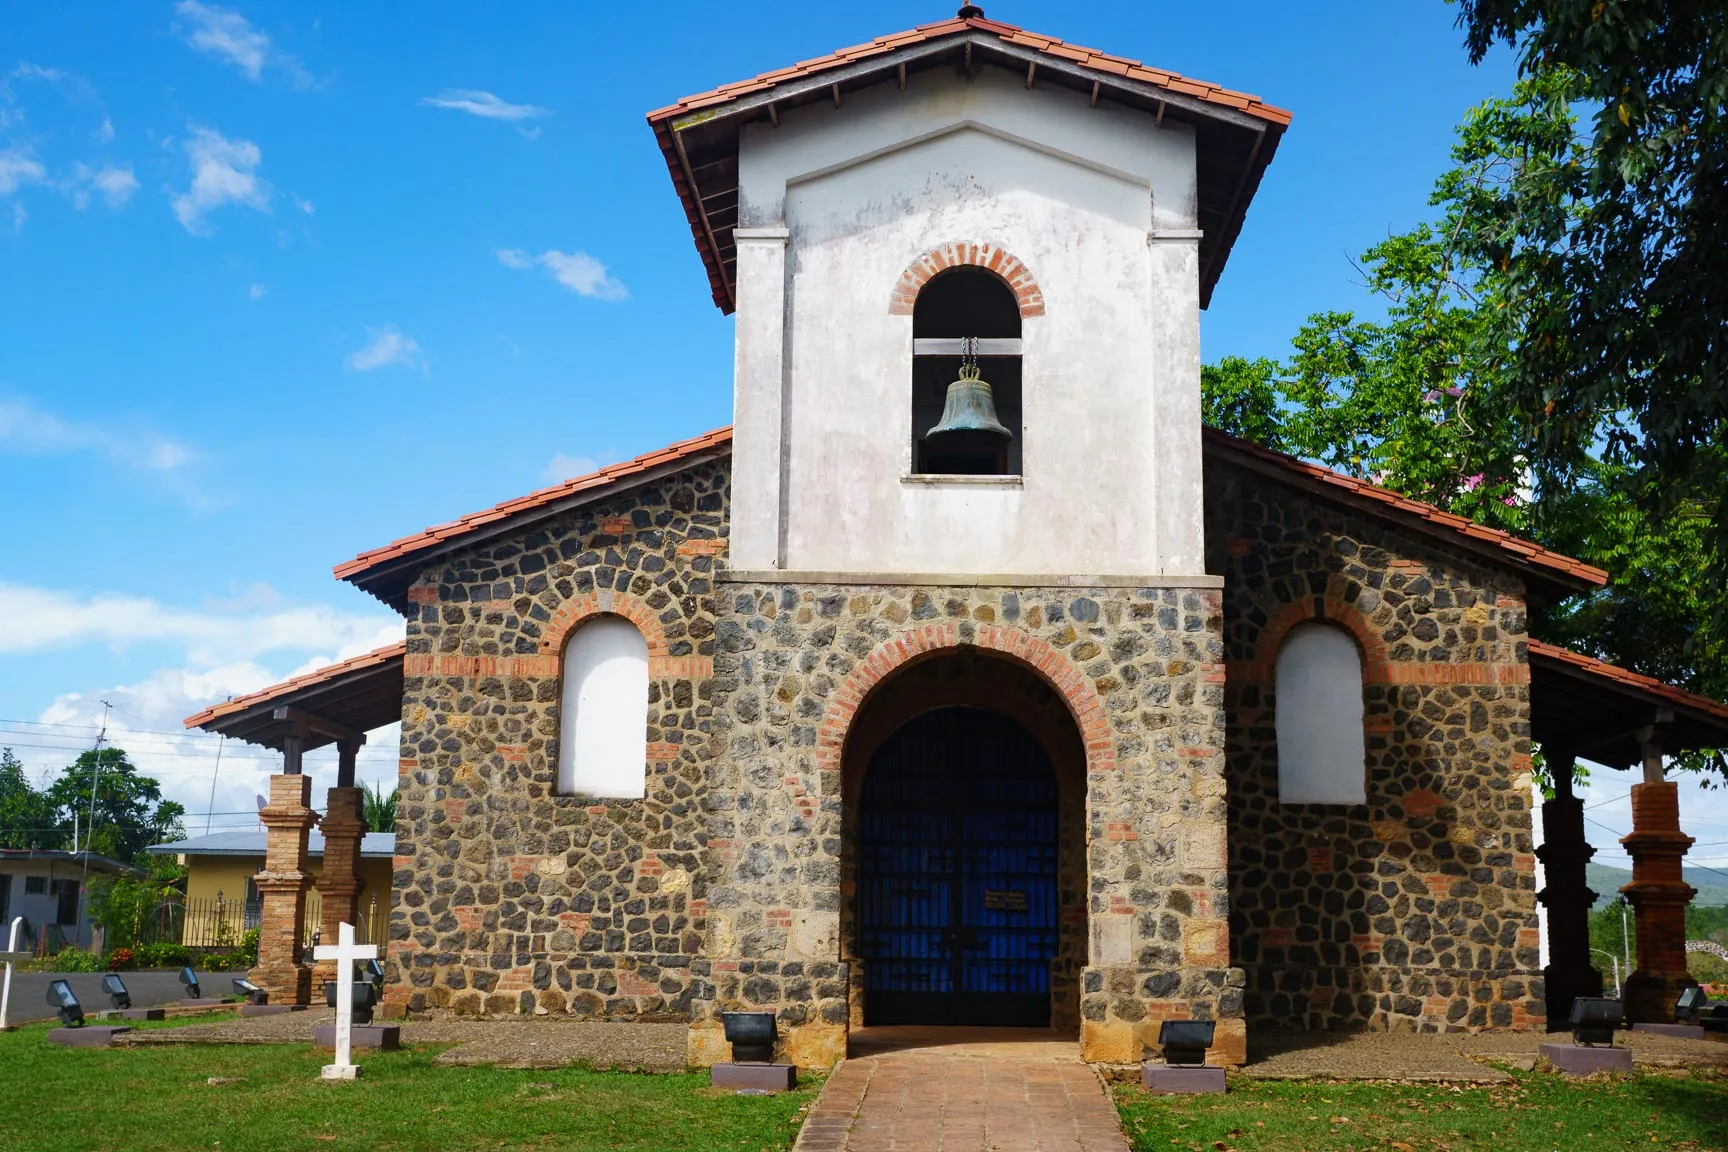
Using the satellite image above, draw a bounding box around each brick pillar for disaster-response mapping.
[1620,780,1697,1022]
[250,771,316,1005]
[1536,756,1602,1029]
[313,785,368,983]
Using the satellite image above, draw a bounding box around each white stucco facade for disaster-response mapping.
[727,65,1209,580]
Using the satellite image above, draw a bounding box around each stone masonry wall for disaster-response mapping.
[701,581,1238,1066]
[384,461,728,1021]
[1205,462,1544,1033]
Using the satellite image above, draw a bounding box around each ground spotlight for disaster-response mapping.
[47,979,83,1027]
[232,977,267,1005]
[1569,997,1622,1046]
[1158,1020,1215,1067]
[178,966,202,1000]
[101,973,131,1010]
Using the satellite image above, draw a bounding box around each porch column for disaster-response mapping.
[250,732,316,1005]
[313,739,369,984]
[1535,750,1601,1028]
[1620,734,1698,1022]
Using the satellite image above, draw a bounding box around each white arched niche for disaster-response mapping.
[1274,621,1367,805]
[556,616,650,798]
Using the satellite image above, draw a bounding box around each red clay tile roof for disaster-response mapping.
[334,426,733,586]
[1529,639,1728,727]
[645,15,1291,128]
[1202,426,1610,592]
[184,641,407,730]
[647,13,1290,313]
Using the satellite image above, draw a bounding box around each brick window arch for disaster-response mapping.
[889,243,1045,317]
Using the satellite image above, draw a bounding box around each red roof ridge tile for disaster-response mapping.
[646,16,1292,130]
[1528,639,1728,725]
[1201,426,1608,589]
[184,640,407,730]
[334,427,734,584]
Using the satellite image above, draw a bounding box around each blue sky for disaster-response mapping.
[2,2,1724,872]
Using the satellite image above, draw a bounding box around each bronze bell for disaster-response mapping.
[923,362,1012,443]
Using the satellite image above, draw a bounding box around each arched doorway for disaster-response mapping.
[859,707,1060,1026]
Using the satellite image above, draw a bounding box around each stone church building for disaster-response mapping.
[189,10,1728,1067]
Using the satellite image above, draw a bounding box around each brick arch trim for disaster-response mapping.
[888,242,1045,318]
[815,622,1112,775]
[539,590,668,658]
[1246,591,1388,683]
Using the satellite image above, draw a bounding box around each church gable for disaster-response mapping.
[389,455,729,1017]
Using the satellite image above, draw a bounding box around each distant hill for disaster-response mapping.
[1583,862,1728,911]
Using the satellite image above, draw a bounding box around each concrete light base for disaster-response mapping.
[241,1004,306,1018]
[314,1024,401,1051]
[711,1063,798,1091]
[1540,1042,1633,1076]
[118,1008,166,1021]
[320,1064,361,1081]
[1632,1022,1705,1040]
[178,998,232,1008]
[1141,1064,1227,1094]
[49,1026,131,1048]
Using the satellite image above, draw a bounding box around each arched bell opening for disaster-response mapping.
[911,267,1023,476]
[839,649,1086,1030]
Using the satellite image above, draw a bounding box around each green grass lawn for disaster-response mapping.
[1115,1069,1728,1151]
[0,1016,817,1152]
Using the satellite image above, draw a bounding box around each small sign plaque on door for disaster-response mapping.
[983,889,1028,912]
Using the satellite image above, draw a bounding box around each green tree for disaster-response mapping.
[1200,73,1726,773]
[0,748,61,850]
[44,748,186,864]
[1455,0,1728,622]
[362,782,396,833]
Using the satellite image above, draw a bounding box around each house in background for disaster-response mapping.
[0,848,142,953]
[145,830,395,945]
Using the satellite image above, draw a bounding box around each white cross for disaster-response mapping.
[312,921,378,1080]
[0,917,29,1031]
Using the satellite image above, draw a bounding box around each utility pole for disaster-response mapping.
[204,735,226,835]
[75,701,110,948]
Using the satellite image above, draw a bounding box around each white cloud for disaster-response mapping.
[542,452,602,484]
[172,125,268,232]
[90,164,138,206]
[0,148,46,194]
[421,89,548,121]
[347,326,424,372]
[0,395,194,472]
[95,116,114,143]
[497,247,628,301]
[173,1,309,86]
[0,580,401,667]
[63,162,139,209]
[248,282,266,300]
[14,596,406,825]
[292,195,313,215]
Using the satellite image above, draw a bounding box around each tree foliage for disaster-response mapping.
[363,782,396,834]
[1454,0,1728,623]
[0,748,60,850]
[1201,72,1725,773]
[42,748,186,863]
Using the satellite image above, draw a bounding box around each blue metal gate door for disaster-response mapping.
[859,707,1059,1026]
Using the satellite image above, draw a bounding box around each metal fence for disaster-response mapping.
[127,893,387,952]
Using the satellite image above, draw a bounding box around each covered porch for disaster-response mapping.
[183,641,405,1005]
[1528,638,1728,1025]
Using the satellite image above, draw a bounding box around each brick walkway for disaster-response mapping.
[794,1028,1129,1152]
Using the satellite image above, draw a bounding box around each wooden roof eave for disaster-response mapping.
[1528,649,1728,767]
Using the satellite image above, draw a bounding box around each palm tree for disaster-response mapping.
[362,783,396,833]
